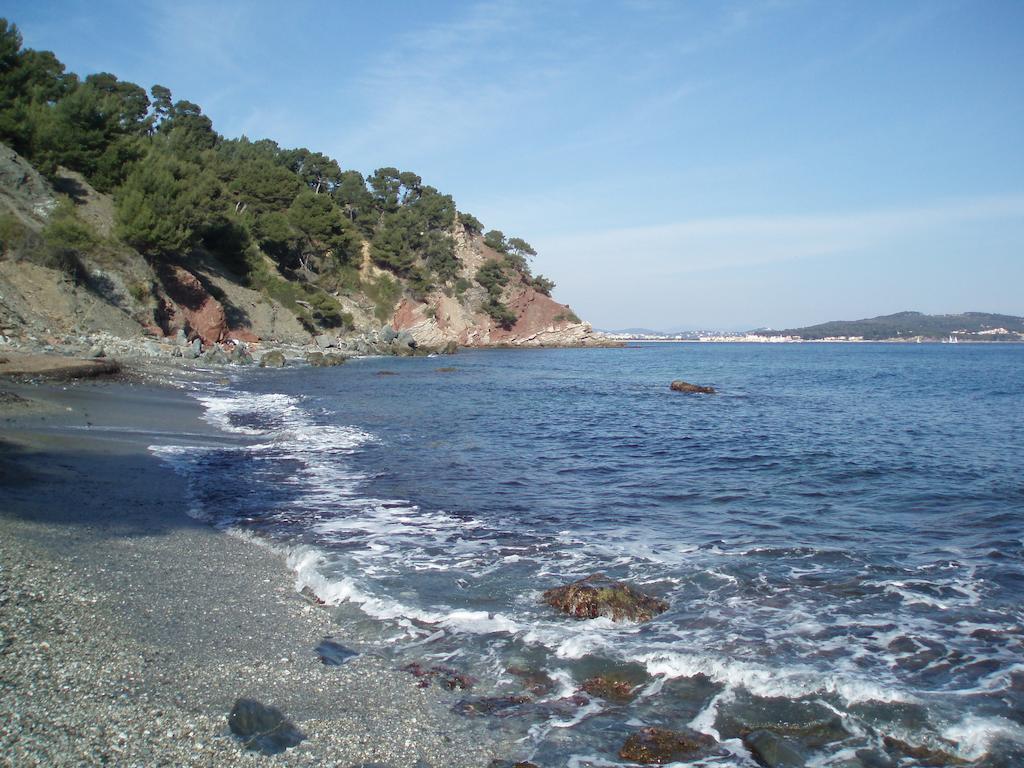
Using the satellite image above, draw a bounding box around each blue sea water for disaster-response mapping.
[155,343,1024,766]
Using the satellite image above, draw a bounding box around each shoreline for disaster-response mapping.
[0,376,520,766]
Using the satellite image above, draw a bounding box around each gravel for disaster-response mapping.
[0,380,520,767]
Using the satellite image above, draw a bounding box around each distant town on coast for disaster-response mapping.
[599,310,1024,343]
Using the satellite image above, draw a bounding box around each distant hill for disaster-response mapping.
[761,312,1024,341]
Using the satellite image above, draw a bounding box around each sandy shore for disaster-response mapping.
[0,376,519,766]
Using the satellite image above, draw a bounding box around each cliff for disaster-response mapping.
[0,142,594,356]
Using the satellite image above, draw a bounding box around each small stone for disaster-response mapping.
[315,638,358,666]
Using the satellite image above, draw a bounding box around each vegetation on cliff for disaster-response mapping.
[0,18,571,340]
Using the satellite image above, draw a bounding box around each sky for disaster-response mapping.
[7,0,1024,330]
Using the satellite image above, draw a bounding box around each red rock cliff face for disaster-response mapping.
[155,265,228,345]
[390,241,593,348]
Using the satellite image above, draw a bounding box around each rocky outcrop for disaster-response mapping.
[670,380,715,394]
[156,265,228,345]
[0,141,598,354]
[618,727,715,764]
[0,143,56,227]
[542,574,669,623]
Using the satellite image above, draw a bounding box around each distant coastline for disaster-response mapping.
[599,310,1024,344]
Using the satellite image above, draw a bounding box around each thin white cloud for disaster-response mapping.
[539,196,1024,276]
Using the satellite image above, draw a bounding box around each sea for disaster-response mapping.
[153,343,1024,767]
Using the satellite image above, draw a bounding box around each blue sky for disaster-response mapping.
[8,0,1024,329]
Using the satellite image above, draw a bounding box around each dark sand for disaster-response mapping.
[0,379,517,766]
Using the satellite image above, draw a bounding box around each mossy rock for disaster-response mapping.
[260,350,286,368]
[542,573,668,623]
[619,727,715,764]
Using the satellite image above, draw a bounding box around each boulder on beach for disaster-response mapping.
[260,350,286,368]
[670,380,715,394]
[618,727,715,764]
[542,573,668,623]
[227,698,305,755]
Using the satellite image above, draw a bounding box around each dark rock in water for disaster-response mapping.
[452,695,531,718]
[618,727,715,764]
[323,353,345,366]
[307,351,325,366]
[716,696,847,748]
[882,736,969,766]
[260,350,286,368]
[670,379,715,394]
[854,749,896,768]
[743,730,807,767]
[581,673,641,703]
[542,573,668,622]
[436,367,457,373]
[227,698,305,755]
[507,666,556,696]
[315,638,358,666]
[521,694,590,719]
[375,370,399,376]
[442,340,459,355]
[402,662,475,691]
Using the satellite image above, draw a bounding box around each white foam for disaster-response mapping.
[943,715,1024,760]
[688,686,736,740]
[638,651,916,706]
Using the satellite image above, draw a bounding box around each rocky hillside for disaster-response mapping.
[0,19,595,359]
[0,141,593,356]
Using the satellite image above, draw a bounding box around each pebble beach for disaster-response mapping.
[0,376,519,767]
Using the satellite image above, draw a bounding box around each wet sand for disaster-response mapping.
[0,379,517,766]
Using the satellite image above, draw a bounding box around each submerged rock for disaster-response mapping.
[315,638,358,666]
[715,697,848,748]
[542,573,668,622]
[451,694,531,718]
[260,350,286,368]
[670,380,715,394]
[507,666,556,697]
[227,698,305,755]
[618,727,715,764]
[402,662,475,691]
[882,736,969,766]
[743,730,807,768]
[581,674,641,703]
